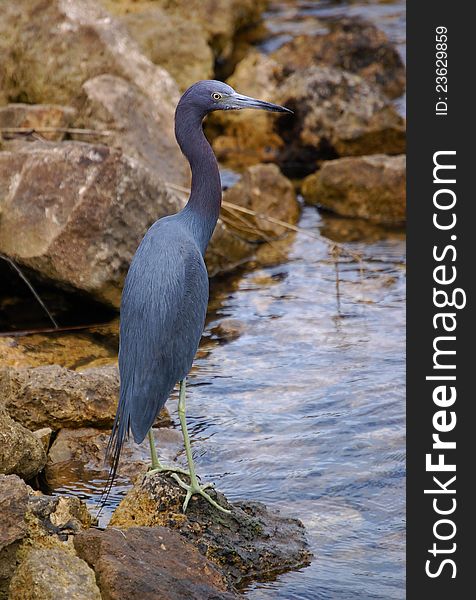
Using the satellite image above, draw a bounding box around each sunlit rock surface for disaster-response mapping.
[0,142,180,307]
[302,154,406,224]
[110,472,312,587]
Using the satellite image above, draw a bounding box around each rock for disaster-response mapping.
[74,527,237,599]
[119,8,213,90]
[272,17,405,99]
[211,318,245,341]
[0,321,119,370]
[110,472,312,587]
[32,428,53,454]
[0,141,180,307]
[74,74,189,186]
[211,56,405,173]
[0,0,178,106]
[0,0,185,186]
[0,104,76,141]
[221,163,299,241]
[302,154,406,224]
[0,475,30,597]
[0,363,170,432]
[0,364,119,431]
[0,474,92,597]
[278,66,406,174]
[206,220,258,278]
[0,408,47,481]
[45,426,181,490]
[8,547,101,600]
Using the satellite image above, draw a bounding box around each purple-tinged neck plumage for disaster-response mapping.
[174,101,222,255]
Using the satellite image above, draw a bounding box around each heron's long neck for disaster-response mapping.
[175,104,221,255]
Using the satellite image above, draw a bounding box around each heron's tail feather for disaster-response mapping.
[98,393,130,515]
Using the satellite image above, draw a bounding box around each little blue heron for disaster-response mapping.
[106,80,291,513]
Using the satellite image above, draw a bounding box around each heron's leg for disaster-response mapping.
[146,429,188,476]
[171,379,231,514]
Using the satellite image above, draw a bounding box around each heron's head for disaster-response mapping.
[178,80,292,118]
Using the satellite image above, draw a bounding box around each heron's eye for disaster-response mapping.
[212,92,222,101]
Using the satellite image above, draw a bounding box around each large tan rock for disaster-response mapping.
[301,154,406,224]
[0,364,119,431]
[272,16,405,99]
[74,527,236,599]
[0,142,180,307]
[119,8,213,90]
[0,0,178,106]
[0,408,47,481]
[206,164,299,275]
[0,0,186,186]
[8,547,101,600]
[75,74,188,185]
[0,363,170,433]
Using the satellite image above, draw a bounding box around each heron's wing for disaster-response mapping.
[106,219,208,476]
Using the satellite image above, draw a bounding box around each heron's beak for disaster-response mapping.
[227,93,293,114]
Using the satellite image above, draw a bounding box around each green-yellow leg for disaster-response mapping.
[146,428,189,476]
[171,379,231,514]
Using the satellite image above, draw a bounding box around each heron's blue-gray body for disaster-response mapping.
[107,81,291,503]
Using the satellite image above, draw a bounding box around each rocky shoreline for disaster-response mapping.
[1,0,406,597]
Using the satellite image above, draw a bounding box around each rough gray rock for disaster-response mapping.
[0,408,47,481]
[0,0,186,187]
[302,154,406,224]
[74,527,237,599]
[110,472,312,587]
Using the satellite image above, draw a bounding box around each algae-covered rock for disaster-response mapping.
[110,472,312,587]
[302,154,406,224]
[0,408,47,481]
[74,527,237,599]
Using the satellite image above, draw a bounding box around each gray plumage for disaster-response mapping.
[106,80,291,484]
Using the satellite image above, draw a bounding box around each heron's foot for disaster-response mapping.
[147,463,189,477]
[170,473,231,514]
